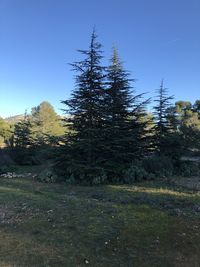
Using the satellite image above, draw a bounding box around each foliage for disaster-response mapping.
[31,101,65,145]
[12,114,36,165]
[58,34,151,183]
[60,29,106,184]
[0,117,13,147]
[153,80,174,155]
[123,161,153,183]
[102,47,150,179]
[14,115,34,148]
[123,156,174,184]
[158,132,185,160]
[193,99,200,114]
[142,156,174,177]
[167,100,200,152]
[174,161,200,177]
[10,147,38,165]
[54,150,107,185]
[37,168,58,183]
[0,164,16,174]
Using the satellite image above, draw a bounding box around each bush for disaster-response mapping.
[0,165,16,175]
[123,157,200,185]
[66,165,107,185]
[91,169,107,185]
[122,156,174,184]
[174,161,200,177]
[123,160,156,184]
[101,161,125,183]
[37,169,58,183]
[123,161,143,183]
[54,155,108,185]
[65,173,76,185]
[143,156,174,177]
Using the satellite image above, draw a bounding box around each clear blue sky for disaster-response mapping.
[0,0,200,118]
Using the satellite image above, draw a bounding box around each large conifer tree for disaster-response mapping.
[57,36,151,183]
[60,30,106,183]
[103,48,150,179]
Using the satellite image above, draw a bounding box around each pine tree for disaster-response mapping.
[153,80,174,155]
[14,114,33,148]
[13,113,35,164]
[60,29,106,183]
[103,47,150,179]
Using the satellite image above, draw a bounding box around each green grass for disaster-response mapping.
[0,176,200,266]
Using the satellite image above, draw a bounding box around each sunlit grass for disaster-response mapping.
[109,184,200,202]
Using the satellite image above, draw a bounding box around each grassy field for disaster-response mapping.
[0,172,200,266]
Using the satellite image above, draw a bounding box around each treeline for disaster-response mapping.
[54,31,200,184]
[1,30,200,184]
[0,101,65,164]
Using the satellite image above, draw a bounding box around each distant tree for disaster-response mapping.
[12,113,36,164]
[175,101,192,111]
[175,101,192,125]
[153,80,174,155]
[31,101,65,145]
[166,101,194,133]
[193,100,200,117]
[165,100,200,156]
[0,118,13,147]
[14,114,33,148]
[180,108,200,151]
[59,29,106,183]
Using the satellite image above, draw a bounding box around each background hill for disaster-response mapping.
[5,115,25,124]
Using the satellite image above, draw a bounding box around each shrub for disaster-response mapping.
[66,166,107,185]
[54,158,108,185]
[65,173,76,185]
[0,165,16,175]
[91,169,107,185]
[37,169,58,183]
[122,156,174,184]
[174,161,200,177]
[123,161,156,184]
[143,156,174,177]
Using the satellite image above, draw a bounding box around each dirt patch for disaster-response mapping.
[0,204,38,225]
